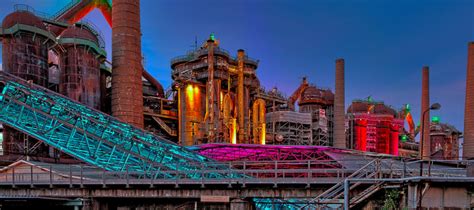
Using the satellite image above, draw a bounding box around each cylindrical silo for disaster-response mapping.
[59,23,105,110]
[1,9,54,157]
[2,11,51,86]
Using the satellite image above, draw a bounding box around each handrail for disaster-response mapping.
[75,20,106,49]
[305,159,378,206]
[52,0,82,20]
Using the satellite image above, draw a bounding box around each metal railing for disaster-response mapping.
[52,0,82,20]
[13,4,54,20]
[0,158,468,188]
[75,20,106,49]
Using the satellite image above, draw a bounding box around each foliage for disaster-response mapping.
[382,189,400,210]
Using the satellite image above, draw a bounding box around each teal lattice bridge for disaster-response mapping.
[0,71,241,179]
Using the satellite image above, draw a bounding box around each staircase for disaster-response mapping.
[151,116,177,137]
[349,181,385,208]
[0,71,239,179]
[299,159,385,209]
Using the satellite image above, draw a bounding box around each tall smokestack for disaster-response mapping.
[421,66,430,159]
[334,58,346,148]
[463,42,474,159]
[111,0,144,128]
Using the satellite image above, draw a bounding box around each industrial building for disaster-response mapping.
[170,39,264,146]
[0,1,472,209]
[430,117,461,160]
[346,98,404,156]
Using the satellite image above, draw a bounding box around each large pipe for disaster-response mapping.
[334,58,346,148]
[421,66,430,159]
[464,42,474,159]
[205,40,215,142]
[111,0,144,128]
[237,49,245,143]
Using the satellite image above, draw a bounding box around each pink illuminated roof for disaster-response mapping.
[189,143,392,164]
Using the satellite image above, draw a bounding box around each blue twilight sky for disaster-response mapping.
[0,0,473,140]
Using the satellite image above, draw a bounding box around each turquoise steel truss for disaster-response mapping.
[0,72,240,179]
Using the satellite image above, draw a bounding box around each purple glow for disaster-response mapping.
[189,143,384,162]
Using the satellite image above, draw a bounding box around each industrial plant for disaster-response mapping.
[0,0,472,209]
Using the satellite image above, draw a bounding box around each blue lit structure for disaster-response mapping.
[0,72,241,179]
[253,198,318,210]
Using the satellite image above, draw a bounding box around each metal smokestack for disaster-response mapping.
[421,66,430,159]
[111,0,144,128]
[464,42,474,159]
[334,58,346,148]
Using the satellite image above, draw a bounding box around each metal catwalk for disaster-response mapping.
[0,71,240,179]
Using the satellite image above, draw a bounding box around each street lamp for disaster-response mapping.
[418,102,441,209]
[420,102,441,162]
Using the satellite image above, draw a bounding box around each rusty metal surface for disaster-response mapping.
[59,42,101,109]
[111,0,144,128]
[464,42,474,159]
[237,49,245,144]
[334,58,346,148]
[421,66,430,159]
[1,11,46,30]
[1,11,50,156]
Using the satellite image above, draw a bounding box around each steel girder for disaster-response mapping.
[0,72,241,179]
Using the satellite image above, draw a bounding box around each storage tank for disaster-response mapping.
[2,10,52,85]
[58,23,106,109]
[1,7,55,157]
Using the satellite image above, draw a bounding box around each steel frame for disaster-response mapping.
[0,72,240,179]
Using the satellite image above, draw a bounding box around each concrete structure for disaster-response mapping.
[421,66,430,159]
[334,58,346,148]
[464,42,474,159]
[111,0,144,128]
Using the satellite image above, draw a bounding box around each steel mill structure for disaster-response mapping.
[430,117,461,160]
[0,1,472,209]
[346,98,404,156]
[170,38,264,146]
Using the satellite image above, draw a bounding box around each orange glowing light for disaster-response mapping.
[186,84,195,109]
[231,119,237,144]
[220,91,224,108]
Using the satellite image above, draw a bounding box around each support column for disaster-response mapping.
[407,184,418,209]
[230,198,250,210]
[237,50,245,144]
[205,39,216,142]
